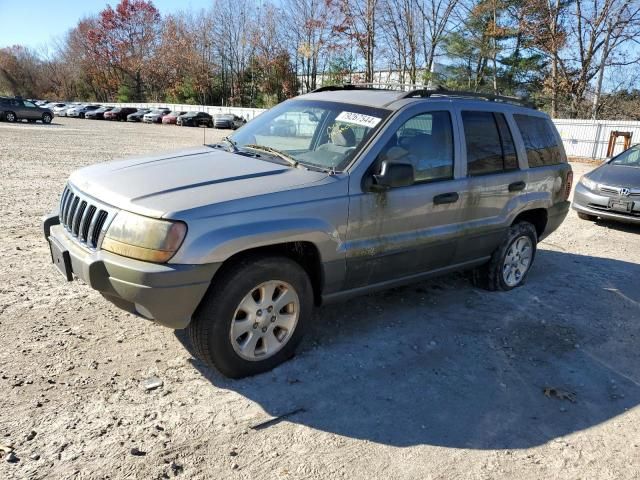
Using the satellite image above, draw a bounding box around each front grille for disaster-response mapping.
[599,186,620,195]
[599,184,640,197]
[59,185,114,248]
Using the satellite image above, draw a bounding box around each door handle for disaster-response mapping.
[433,192,459,205]
[508,181,526,192]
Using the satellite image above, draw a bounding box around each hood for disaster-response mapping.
[588,163,640,187]
[69,147,328,218]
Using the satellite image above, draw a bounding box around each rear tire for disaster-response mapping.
[188,256,313,378]
[4,111,16,122]
[577,212,597,221]
[471,221,537,291]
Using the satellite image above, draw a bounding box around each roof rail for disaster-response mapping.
[311,82,430,93]
[400,88,536,108]
[309,83,535,109]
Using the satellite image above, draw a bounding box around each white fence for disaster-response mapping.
[110,102,640,160]
[553,118,640,160]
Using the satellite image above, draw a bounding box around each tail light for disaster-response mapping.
[564,170,573,200]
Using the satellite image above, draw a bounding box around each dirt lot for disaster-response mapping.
[1,117,639,480]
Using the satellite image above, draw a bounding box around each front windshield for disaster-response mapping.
[229,100,391,171]
[610,145,640,167]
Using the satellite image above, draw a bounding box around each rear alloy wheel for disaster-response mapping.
[472,221,537,291]
[188,256,313,378]
[42,113,52,124]
[4,111,16,122]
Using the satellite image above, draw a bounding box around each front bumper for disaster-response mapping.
[44,214,219,329]
[572,184,640,224]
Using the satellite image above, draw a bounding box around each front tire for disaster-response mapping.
[472,221,537,291]
[42,113,52,124]
[188,256,313,378]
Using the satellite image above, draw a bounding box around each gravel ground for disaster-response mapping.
[1,117,639,480]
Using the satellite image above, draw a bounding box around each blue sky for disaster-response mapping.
[0,0,213,49]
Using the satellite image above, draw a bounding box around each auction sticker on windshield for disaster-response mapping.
[335,111,381,128]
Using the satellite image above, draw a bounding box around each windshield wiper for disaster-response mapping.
[243,144,298,167]
[211,136,238,153]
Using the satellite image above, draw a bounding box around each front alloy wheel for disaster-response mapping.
[230,281,300,361]
[42,113,52,124]
[188,256,313,378]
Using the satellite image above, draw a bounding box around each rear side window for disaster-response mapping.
[462,111,519,176]
[513,114,564,167]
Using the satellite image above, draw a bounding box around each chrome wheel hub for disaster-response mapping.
[230,281,299,361]
[502,235,533,287]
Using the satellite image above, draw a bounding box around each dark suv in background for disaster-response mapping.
[0,97,53,124]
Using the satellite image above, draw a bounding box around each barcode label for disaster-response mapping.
[335,111,381,128]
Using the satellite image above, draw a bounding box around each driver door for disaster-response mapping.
[344,107,465,289]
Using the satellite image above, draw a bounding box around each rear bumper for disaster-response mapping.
[540,200,570,240]
[572,184,640,225]
[44,214,219,329]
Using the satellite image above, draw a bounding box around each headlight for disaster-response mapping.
[579,176,598,191]
[102,211,187,263]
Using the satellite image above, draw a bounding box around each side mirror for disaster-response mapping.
[370,160,415,191]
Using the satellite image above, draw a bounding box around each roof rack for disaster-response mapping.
[310,83,535,109]
[401,87,536,108]
[311,82,433,93]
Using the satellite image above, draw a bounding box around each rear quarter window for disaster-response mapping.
[513,114,564,167]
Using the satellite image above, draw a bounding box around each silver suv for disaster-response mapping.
[43,87,572,378]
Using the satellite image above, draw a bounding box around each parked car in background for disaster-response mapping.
[54,107,67,117]
[270,119,297,136]
[572,143,640,225]
[127,109,150,122]
[143,108,171,123]
[161,111,187,125]
[43,86,572,378]
[0,97,53,123]
[177,111,213,127]
[104,107,137,121]
[212,113,245,129]
[44,102,66,111]
[67,104,101,118]
[54,105,72,117]
[85,106,114,120]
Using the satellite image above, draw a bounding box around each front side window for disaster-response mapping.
[230,100,391,171]
[377,111,454,183]
[513,114,563,167]
[23,101,36,108]
[463,111,518,176]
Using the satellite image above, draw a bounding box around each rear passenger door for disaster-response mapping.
[452,108,527,264]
